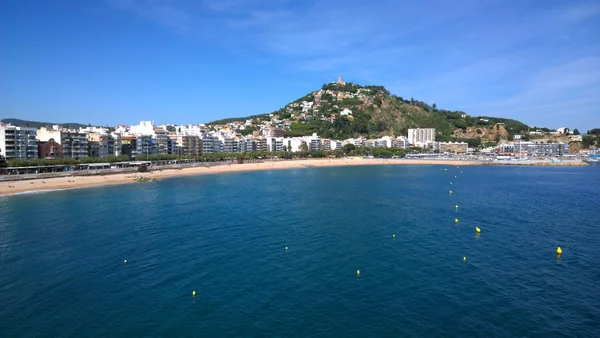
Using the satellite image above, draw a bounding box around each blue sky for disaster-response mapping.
[1,0,599,131]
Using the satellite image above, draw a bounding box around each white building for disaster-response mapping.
[176,124,205,136]
[266,137,284,152]
[301,101,314,113]
[330,140,342,151]
[129,121,156,136]
[111,132,122,156]
[408,128,436,145]
[340,108,353,116]
[79,126,110,134]
[0,125,38,159]
[392,136,409,149]
[287,138,306,152]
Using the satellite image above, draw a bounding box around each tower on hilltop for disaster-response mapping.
[337,76,346,85]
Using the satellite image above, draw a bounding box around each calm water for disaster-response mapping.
[1,164,599,337]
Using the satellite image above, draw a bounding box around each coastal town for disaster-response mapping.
[1,78,598,172]
[1,121,597,162]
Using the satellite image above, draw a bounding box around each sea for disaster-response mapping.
[1,164,599,337]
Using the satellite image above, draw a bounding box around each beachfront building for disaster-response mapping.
[135,135,158,159]
[255,138,268,152]
[167,137,177,155]
[62,132,89,159]
[87,132,110,158]
[435,141,469,153]
[37,126,88,159]
[0,125,38,159]
[202,135,220,154]
[238,139,255,153]
[111,133,122,156]
[320,139,342,151]
[120,136,136,158]
[330,140,342,151]
[392,136,409,149]
[222,137,238,153]
[154,128,169,155]
[266,137,284,152]
[307,133,322,151]
[501,142,569,156]
[38,138,63,159]
[408,128,436,146]
[174,135,201,156]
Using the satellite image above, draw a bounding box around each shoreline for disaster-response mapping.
[0,158,587,197]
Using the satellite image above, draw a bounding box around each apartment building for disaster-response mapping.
[135,135,158,158]
[0,125,38,159]
[408,128,436,145]
[37,126,88,159]
[176,135,202,156]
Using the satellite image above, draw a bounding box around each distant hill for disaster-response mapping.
[208,114,270,126]
[1,118,89,130]
[207,81,532,146]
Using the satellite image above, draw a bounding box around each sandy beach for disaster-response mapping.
[1,158,478,196]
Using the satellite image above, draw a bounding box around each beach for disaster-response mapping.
[1,158,480,196]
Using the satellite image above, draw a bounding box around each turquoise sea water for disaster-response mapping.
[1,164,600,337]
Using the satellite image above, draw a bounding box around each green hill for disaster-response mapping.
[208,82,530,145]
[1,118,89,130]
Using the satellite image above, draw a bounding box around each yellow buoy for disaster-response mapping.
[475,227,481,233]
[556,247,562,255]
[463,256,466,261]
[450,190,453,195]
[455,218,459,224]
[455,205,459,210]
[124,259,127,264]
[450,181,453,185]
[357,269,360,276]
[192,290,196,297]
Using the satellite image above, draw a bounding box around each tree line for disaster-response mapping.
[5,147,429,168]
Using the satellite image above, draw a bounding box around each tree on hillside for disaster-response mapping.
[573,128,580,135]
[587,128,600,136]
[432,103,437,112]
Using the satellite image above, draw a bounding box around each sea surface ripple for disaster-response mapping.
[1,165,599,337]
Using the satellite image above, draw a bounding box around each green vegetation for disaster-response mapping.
[340,97,363,106]
[240,126,258,136]
[322,82,362,93]
[7,155,131,167]
[207,113,269,125]
[232,81,536,142]
[342,144,356,153]
[321,93,334,101]
[587,128,600,136]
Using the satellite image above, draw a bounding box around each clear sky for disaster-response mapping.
[1,0,599,131]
